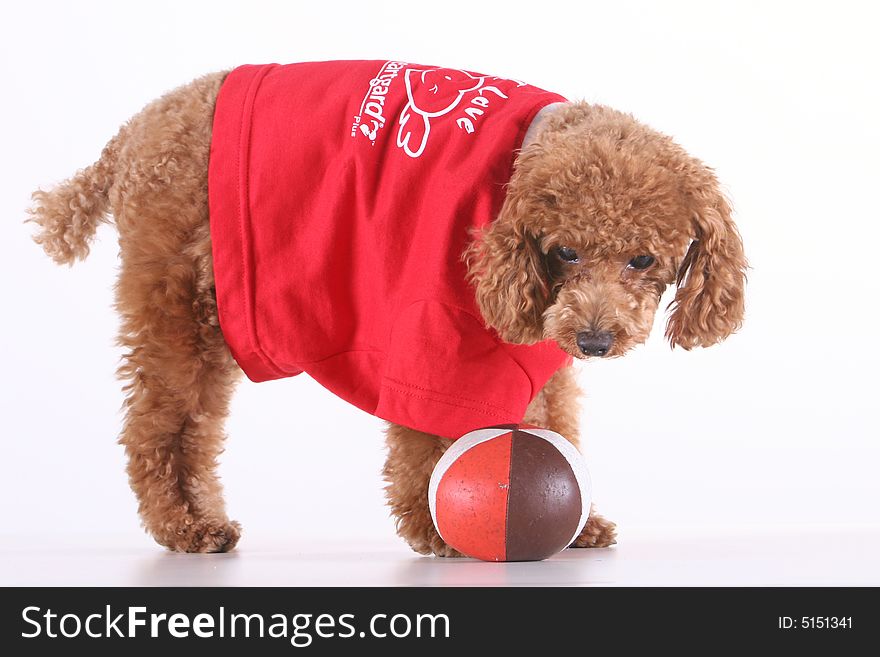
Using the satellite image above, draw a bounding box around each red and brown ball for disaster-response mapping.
[428,424,592,562]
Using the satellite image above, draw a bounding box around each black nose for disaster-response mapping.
[576,331,614,357]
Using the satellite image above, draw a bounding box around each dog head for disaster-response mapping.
[466,102,746,359]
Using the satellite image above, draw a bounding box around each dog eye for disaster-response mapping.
[627,255,655,270]
[555,246,580,263]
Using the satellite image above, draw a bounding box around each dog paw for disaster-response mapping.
[395,517,463,557]
[570,509,617,548]
[430,536,464,558]
[403,530,464,558]
[158,518,242,553]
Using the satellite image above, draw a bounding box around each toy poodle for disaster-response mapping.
[27,61,746,555]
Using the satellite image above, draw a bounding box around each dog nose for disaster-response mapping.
[576,331,614,357]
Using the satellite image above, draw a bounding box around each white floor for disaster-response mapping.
[2,526,878,586]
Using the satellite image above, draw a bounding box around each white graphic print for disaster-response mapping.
[397,68,522,158]
[350,61,407,144]
[396,68,484,158]
[352,63,526,158]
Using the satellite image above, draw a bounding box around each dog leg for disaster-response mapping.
[106,72,242,552]
[524,365,617,548]
[383,424,462,557]
[116,222,241,553]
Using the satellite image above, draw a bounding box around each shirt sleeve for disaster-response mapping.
[375,300,560,439]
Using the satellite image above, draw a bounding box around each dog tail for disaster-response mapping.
[27,129,125,265]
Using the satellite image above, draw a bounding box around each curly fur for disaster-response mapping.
[28,71,744,555]
[466,103,747,357]
[26,131,122,265]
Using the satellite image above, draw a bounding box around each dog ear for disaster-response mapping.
[465,196,549,344]
[666,170,747,349]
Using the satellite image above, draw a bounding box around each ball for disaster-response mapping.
[428,424,592,561]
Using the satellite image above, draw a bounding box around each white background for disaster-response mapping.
[1,0,878,580]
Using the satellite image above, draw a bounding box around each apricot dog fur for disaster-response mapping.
[28,71,745,554]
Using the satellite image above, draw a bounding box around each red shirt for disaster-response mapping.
[208,61,570,438]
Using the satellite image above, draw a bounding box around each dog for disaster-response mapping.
[28,61,746,555]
